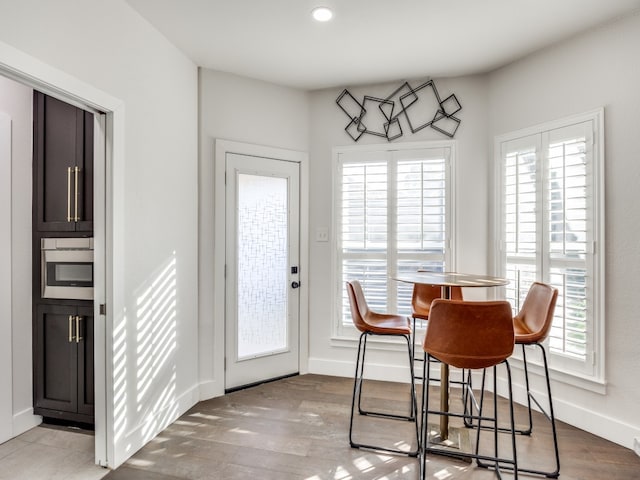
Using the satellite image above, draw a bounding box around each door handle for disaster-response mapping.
[74,166,80,222]
[68,315,74,342]
[291,281,300,289]
[67,167,72,222]
[75,315,83,343]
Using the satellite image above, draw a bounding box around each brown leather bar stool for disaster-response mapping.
[412,284,463,324]
[420,299,518,480]
[345,280,419,457]
[411,283,463,375]
[512,281,560,478]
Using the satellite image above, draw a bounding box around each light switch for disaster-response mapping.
[316,227,329,242]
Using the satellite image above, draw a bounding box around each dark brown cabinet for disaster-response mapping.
[33,91,93,233]
[33,304,94,424]
[32,91,95,426]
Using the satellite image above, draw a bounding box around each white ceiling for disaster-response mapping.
[126,0,640,90]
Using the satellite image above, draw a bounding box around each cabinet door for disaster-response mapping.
[33,92,93,232]
[34,304,78,414]
[76,306,94,416]
[75,111,94,232]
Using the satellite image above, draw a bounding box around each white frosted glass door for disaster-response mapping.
[225,153,300,390]
[236,173,288,359]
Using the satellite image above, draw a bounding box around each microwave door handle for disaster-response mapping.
[67,167,72,222]
[76,315,83,343]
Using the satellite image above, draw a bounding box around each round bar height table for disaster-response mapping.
[392,271,509,442]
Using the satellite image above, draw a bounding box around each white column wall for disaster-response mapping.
[0,0,198,468]
[0,75,36,439]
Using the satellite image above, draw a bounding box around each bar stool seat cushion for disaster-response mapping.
[360,312,410,334]
[348,282,410,335]
[512,281,556,344]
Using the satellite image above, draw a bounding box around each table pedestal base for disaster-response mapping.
[425,424,473,462]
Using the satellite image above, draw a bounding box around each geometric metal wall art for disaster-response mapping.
[336,79,462,141]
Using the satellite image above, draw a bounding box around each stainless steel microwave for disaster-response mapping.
[41,237,94,300]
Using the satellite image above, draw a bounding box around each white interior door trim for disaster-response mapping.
[213,139,309,398]
[0,38,125,468]
[0,112,13,444]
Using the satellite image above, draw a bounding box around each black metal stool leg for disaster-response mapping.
[349,332,419,457]
[474,363,519,479]
[515,344,560,478]
[423,359,518,479]
[521,345,534,435]
[349,332,366,447]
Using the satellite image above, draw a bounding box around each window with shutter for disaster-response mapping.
[334,143,455,335]
[496,110,604,381]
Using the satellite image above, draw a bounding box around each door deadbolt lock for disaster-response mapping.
[291,281,300,289]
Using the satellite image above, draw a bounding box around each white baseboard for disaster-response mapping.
[112,383,200,468]
[553,394,640,451]
[308,357,411,383]
[198,379,224,401]
[308,356,480,385]
[13,407,42,437]
[493,373,640,451]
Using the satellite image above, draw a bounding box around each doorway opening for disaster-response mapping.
[0,56,114,467]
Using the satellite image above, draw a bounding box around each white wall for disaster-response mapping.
[0,0,198,468]
[198,69,309,397]
[0,75,37,440]
[305,12,640,451]
[488,12,640,450]
[2,0,637,464]
[307,76,492,378]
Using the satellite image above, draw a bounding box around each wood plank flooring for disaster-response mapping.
[103,374,640,479]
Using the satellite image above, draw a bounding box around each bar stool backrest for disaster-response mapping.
[515,282,558,344]
[424,299,514,369]
[346,280,371,333]
[411,284,463,318]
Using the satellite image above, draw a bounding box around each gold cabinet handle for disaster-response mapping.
[69,315,74,342]
[74,166,80,222]
[67,167,72,222]
[75,315,83,343]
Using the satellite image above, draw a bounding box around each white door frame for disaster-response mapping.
[0,112,13,444]
[213,139,309,397]
[0,39,124,467]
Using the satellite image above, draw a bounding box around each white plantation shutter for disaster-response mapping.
[336,144,454,332]
[502,135,540,314]
[546,126,592,363]
[340,155,389,314]
[498,111,604,380]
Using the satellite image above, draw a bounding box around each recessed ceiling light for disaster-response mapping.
[311,6,333,22]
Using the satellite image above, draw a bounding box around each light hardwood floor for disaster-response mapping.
[102,374,640,479]
[2,374,638,479]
